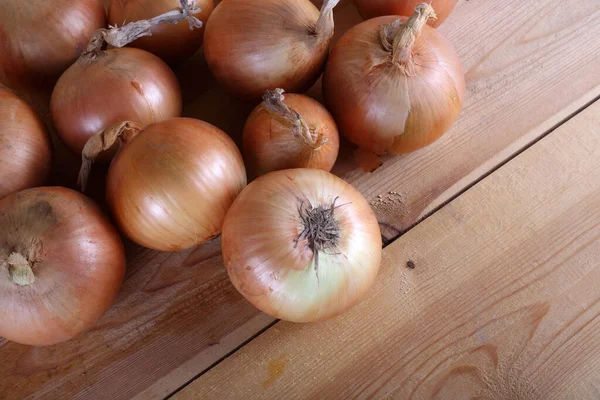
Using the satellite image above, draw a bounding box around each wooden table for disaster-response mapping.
[2,0,600,399]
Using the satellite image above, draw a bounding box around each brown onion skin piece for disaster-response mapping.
[108,0,215,65]
[243,93,340,177]
[50,48,182,156]
[0,0,106,93]
[0,88,52,199]
[323,15,465,155]
[106,118,247,252]
[0,187,126,346]
[203,0,330,100]
[354,0,457,28]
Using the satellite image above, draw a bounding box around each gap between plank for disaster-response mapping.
[391,91,600,243]
[167,319,279,399]
[167,92,600,400]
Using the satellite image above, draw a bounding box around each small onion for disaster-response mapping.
[51,2,205,156]
[0,88,52,199]
[354,0,457,28]
[204,0,341,100]
[0,0,106,92]
[0,187,125,346]
[323,4,465,154]
[108,0,215,64]
[78,118,247,252]
[51,48,181,156]
[243,89,340,176]
[222,168,382,322]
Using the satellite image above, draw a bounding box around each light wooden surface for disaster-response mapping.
[2,0,600,399]
[177,99,600,400]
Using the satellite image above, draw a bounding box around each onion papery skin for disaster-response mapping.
[323,15,465,154]
[0,187,126,346]
[0,0,106,92]
[243,93,340,176]
[108,0,215,64]
[50,48,182,156]
[106,118,247,252]
[204,0,332,100]
[354,0,457,28]
[222,168,382,323]
[0,88,52,199]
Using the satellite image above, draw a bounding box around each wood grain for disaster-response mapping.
[176,99,600,400]
[2,0,600,399]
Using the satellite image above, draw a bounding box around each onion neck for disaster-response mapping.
[315,0,341,42]
[7,252,35,286]
[82,0,203,57]
[78,121,144,192]
[262,89,327,149]
[82,31,106,59]
[381,3,437,66]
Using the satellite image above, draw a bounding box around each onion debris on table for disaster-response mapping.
[222,168,382,323]
[50,1,205,156]
[78,118,247,252]
[324,3,465,155]
[243,88,340,176]
[0,187,126,346]
[0,0,106,93]
[354,0,457,27]
[0,88,52,200]
[108,0,215,64]
[204,0,341,100]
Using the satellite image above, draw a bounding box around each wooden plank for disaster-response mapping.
[176,99,600,400]
[2,0,600,399]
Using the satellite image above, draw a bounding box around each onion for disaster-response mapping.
[204,0,341,100]
[323,4,465,154]
[0,187,125,346]
[50,1,204,156]
[108,0,215,64]
[0,0,106,93]
[222,168,382,322]
[243,89,340,176]
[354,0,457,28]
[78,118,247,252]
[0,88,52,199]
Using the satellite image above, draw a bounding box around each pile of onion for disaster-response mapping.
[222,168,382,322]
[0,0,106,93]
[354,0,457,27]
[204,0,341,99]
[243,89,340,176]
[108,0,215,64]
[0,187,125,346]
[323,3,465,154]
[51,1,205,156]
[0,88,52,199]
[78,118,247,252]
